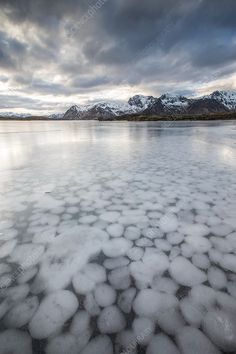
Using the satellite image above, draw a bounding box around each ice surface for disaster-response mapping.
[1,121,236,353]
[29,290,78,339]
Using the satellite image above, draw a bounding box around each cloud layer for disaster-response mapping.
[0,0,235,113]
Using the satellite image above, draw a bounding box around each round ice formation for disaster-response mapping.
[81,335,113,354]
[159,213,178,233]
[108,266,131,289]
[210,223,233,237]
[185,235,211,253]
[4,296,39,328]
[68,311,92,353]
[73,263,106,295]
[203,309,236,352]
[180,297,205,327]
[180,223,210,238]
[151,276,179,294]
[72,273,95,294]
[124,226,141,240]
[177,326,221,354]
[154,239,172,251]
[106,223,124,238]
[169,257,207,286]
[147,333,180,354]
[115,330,137,354]
[46,333,78,354]
[70,310,91,336]
[0,263,11,275]
[97,305,126,334]
[94,283,116,307]
[220,254,236,272]
[132,317,155,345]
[190,285,216,308]
[100,211,120,223]
[210,237,232,253]
[133,289,163,317]
[103,238,132,257]
[32,228,57,244]
[29,290,78,339]
[143,227,163,239]
[0,329,32,354]
[118,288,137,314]
[4,284,30,303]
[0,220,14,230]
[103,257,129,270]
[0,239,17,258]
[78,215,98,224]
[84,293,100,316]
[207,266,227,290]
[127,247,144,261]
[9,244,44,269]
[192,254,210,270]
[17,267,38,284]
[227,232,236,250]
[0,228,18,241]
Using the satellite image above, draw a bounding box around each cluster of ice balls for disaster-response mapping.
[0,134,236,353]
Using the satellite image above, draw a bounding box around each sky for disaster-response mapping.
[0,0,236,114]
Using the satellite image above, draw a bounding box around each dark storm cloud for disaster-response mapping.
[0,31,27,69]
[0,0,235,112]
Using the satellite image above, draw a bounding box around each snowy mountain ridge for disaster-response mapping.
[63,90,236,119]
[1,90,235,119]
[204,91,236,110]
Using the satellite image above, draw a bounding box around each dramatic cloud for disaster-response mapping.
[0,0,235,113]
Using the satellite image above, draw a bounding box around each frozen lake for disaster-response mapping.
[0,120,236,354]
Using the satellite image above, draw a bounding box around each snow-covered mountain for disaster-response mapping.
[48,113,64,119]
[0,112,32,118]
[63,101,138,120]
[63,90,236,120]
[128,95,157,110]
[206,91,236,111]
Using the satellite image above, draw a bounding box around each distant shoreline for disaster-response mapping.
[0,111,236,121]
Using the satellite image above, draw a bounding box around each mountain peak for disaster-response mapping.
[207,90,236,110]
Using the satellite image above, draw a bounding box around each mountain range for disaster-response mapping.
[0,90,236,119]
[62,90,236,120]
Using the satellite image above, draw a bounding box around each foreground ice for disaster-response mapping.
[0,120,236,353]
